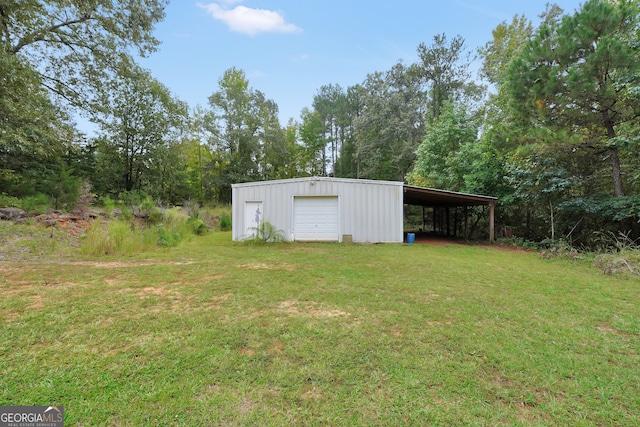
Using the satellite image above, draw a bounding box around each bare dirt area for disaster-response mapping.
[411,234,467,246]
[236,262,295,270]
[276,300,351,318]
[33,211,96,236]
[0,211,97,262]
[409,233,532,253]
[68,260,195,268]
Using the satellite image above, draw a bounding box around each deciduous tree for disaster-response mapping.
[1,0,167,111]
[206,68,286,202]
[92,62,188,199]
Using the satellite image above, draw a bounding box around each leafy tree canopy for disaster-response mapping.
[1,0,168,110]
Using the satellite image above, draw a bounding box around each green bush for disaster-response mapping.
[189,217,209,235]
[246,221,284,243]
[0,193,21,208]
[120,206,133,221]
[219,215,232,231]
[102,196,116,217]
[20,194,51,215]
[147,209,163,225]
[119,191,145,209]
[44,167,82,210]
[156,223,182,247]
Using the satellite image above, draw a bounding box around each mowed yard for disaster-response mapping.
[1,231,639,426]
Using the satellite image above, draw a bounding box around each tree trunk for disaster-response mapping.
[603,114,624,197]
[549,201,555,244]
[609,147,624,197]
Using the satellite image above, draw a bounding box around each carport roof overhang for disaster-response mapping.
[403,185,497,207]
[403,185,497,242]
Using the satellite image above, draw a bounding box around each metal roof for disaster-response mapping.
[231,177,496,207]
[232,176,403,188]
[403,185,497,207]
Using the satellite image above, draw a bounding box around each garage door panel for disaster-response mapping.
[294,197,338,241]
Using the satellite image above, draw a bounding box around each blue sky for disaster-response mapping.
[135,0,586,126]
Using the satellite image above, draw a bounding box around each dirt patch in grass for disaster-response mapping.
[0,265,26,274]
[0,280,38,295]
[103,278,124,286]
[241,300,351,321]
[268,340,285,354]
[117,286,187,312]
[88,334,162,357]
[426,320,452,327]
[0,278,86,297]
[237,262,295,271]
[238,262,269,269]
[388,325,403,337]
[597,324,635,337]
[116,286,231,314]
[277,300,350,318]
[238,396,255,414]
[203,293,231,310]
[3,311,20,322]
[69,260,194,268]
[190,273,226,282]
[135,286,179,298]
[26,294,45,310]
[301,385,324,400]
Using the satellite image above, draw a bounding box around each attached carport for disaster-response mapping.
[403,185,497,243]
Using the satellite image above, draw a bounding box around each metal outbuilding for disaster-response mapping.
[232,177,497,243]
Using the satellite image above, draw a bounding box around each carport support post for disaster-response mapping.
[464,206,468,240]
[489,201,495,243]
[445,207,450,236]
[432,208,436,233]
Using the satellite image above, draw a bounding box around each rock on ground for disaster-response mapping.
[0,207,27,220]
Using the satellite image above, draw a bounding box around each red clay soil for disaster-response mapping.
[408,233,467,246]
[408,233,532,253]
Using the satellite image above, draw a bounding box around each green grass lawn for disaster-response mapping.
[1,231,639,426]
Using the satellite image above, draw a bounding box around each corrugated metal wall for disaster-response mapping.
[232,177,404,243]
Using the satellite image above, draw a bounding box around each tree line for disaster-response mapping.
[1,0,639,246]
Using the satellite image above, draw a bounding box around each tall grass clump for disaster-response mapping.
[101,195,116,217]
[593,231,640,275]
[20,193,51,215]
[219,215,231,231]
[245,221,284,244]
[80,203,222,255]
[156,223,182,247]
[80,219,157,256]
[194,203,231,231]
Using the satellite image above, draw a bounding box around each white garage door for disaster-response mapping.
[294,196,339,241]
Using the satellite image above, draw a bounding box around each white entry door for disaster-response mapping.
[244,201,263,238]
[293,196,339,241]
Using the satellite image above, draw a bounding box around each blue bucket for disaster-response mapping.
[407,233,415,244]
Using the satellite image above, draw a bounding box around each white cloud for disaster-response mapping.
[453,0,504,21]
[292,53,310,63]
[247,70,265,79]
[197,2,302,36]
